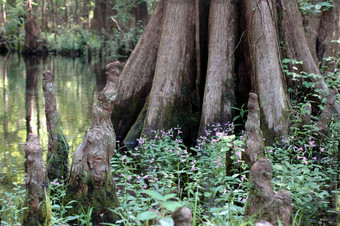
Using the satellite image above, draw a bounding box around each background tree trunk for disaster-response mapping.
[91,0,107,33]
[112,0,166,141]
[199,0,238,134]
[64,0,68,26]
[67,62,120,223]
[23,0,47,54]
[133,0,149,26]
[1,0,7,25]
[142,0,198,138]
[42,70,69,181]
[279,0,340,117]
[41,0,48,31]
[243,0,290,138]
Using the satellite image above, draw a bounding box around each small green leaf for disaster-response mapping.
[143,190,164,201]
[204,192,212,197]
[273,164,283,171]
[282,58,291,63]
[162,201,182,212]
[137,211,159,221]
[163,193,177,201]
[159,217,174,226]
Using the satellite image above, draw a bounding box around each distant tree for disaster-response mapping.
[22,0,47,54]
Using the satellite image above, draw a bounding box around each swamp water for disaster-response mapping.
[0,53,108,196]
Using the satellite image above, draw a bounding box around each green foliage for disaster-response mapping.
[0,2,25,50]
[283,55,340,116]
[265,117,339,224]
[298,0,334,14]
[109,125,251,225]
[45,26,102,56]
[0,182,27,225]
[275,57,340,223]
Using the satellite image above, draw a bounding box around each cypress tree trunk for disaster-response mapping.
[142,0,197,137]
[112,0,166,140]
[42,70,69,181]
[243,0,290,138]
[199,0,238,134]
[67,62,120,223]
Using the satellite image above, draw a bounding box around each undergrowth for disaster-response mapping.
[0,118,338,225]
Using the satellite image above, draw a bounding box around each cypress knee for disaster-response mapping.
[66,61,121,223]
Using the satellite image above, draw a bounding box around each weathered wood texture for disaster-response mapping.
[244,93,292,224]
[280,0,340,117]
[42,70,69,181]
[112,0,166,139]
[245,159,292,225]
[199,0,238,134]
[172,207,193,226]
[23,134,51,225]
[317,88,338,133]
[244,0,290,137]
[124,97,149,149]
[67,62,120,223]
[245,93,264,165]
[143,0,197,136]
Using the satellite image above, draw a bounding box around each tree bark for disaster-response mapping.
[22,134,51,225]
[41,0,48,31]
[64,0,68,26]
[91,0,107,32]
[23,0,47,55]
[245,159,292,225]
[142,0,197,137]
[317,88,338,134]
[74,0,79,25]
[67,62,120,223]
[133,0,149,26]
[244,92,292,225]
[316,0,340,63]
[243,0,290,138]
[303,11,321,64]
[112,0,166,140]
[279,0,340,117]
[245,93,264,165]
[199,0,238,134]
[49,0,55,33]
[42,70,69,181]
[123,97,149,149]
[1,0,7,25]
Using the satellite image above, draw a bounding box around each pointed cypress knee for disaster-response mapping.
[244,93,265,165]
[23,134,51,225]
[66,62,120,223]
[42,70,69,181]
[244,93,292,225]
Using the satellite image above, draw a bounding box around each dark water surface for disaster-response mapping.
[0,53,106,195]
